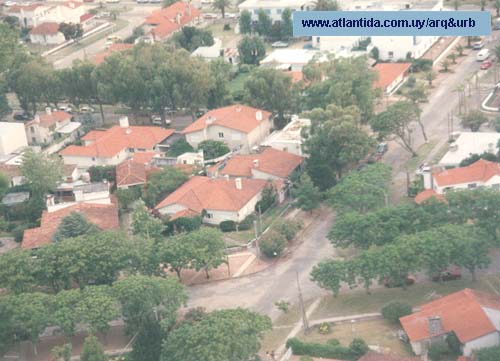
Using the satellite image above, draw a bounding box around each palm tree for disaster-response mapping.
[441,60,450,73]
[426,71,436,87]
[448,52,457,64]
[480,0,486,11]
[313,0,339,11]
[453,0,460,10]
[455,44,464,56]
[212,0,230,18]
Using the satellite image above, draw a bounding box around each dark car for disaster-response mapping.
[432,267,462,282]
[384,275,416,288]
[13,112,31,121]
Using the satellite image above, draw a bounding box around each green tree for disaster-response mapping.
[381,302,412,323]
[172,26,214,52]
[453,0,460,10]
[459,152,499,167]
[76,286,119,334]
[328,163,392,214]
[161,308,272,361]
[496,0,500,17]
[207,59,231,109]
[143,166,188,208]
[52,344,72,361]
[425,70,436,86]
[440,59,450,72]
[447,52,457,64]
[0,172,10,198]
[113,275,187,333]
[190,228,227,278]
[292,173,321,212]
[239,10,252,34]
[310,260,346,296]
[259,230,287,257]
[132,199,164,241]
[212,0,230,18]
[168,138,195,157]
[130,318,163,361]
[255,10,272,36]
[53,211,99,242]
[370,100,422,156]
[453,226,491,282]
[81,335,107,361]
[244,67,298,128]
[475,346,500,361]
[237,36,266,65]
[58,23,83,42]
[21,148,63,197]
[460,109,488,132]
[0,248,37,293]
[197,140,230,160]
[480,0,486,11]
[281,8,293,39]
[161,233,197,280]
[313,0,339,10]
[406,84,428,104]
[52,289,81,337]
[455,44,464,56]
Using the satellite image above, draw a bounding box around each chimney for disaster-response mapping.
[46,194,55,208]
[428,316,443,336]
[253,159,259,168]
[235,105,242,112]
[206,115,215,125]
[69,1,75,8]
[119,116,130,128]
[224,174,230,181]
[422,169,432,190]
[235,177,242,190]
[176,12,181,25]
[186,2,191,16]
[256,111,262,121]
[45,107,52,115]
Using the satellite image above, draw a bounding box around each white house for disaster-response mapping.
[238,0,314,23]
[25,109,76,145]
[29,22,66,45]
[7,4,48,27]
[261,116,310,156]
[400,289,500,357]
[0,122,28,156]
[177,151,204,166]
[59,117,175,169]
[191,38,239,64]
[373,62,412,95]
[439,132,500,167]
[182,105,273,154]
[155,176,270,224]
[314,0,443,61]
[260,49,329,71]
[8,1,85,28]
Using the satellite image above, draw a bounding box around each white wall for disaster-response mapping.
[371,35,439,61]
[463,332,500,356]
[0,123,28,156]
[62,149,129,169]
[30,32,66,45]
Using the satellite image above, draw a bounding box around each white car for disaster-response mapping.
[79,106,95,113]
[201,0,213,4]
[59,105,73,113]
[105,0,120,3]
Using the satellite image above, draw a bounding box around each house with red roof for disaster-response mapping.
[155,176,270,224]
[143,1,202,42]
[373,62,412,95]
[29,22,65,45]
[415,159,500,204]
[7,3,46,27]
[182,105,272,154]
[400,288,500,356]
[208,147,304,182]
[59,117,175,169]
[91,43,134,65]
[25,108,78,145]
[22,201,119,250]
[116,152,161,189]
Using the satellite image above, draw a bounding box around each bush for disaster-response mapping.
[428,341,451,361]
[318,322,331,334]
[411,58,433,72]
[167,216,202,234]
[238,214,256,230]
[381,302,412,323]
[255,185,277,213]
[299,357,313,361]
[12,223,31,242]
[275,300,290,313]
[88,165,116,183]
[285,337,368,360]
[446,332,461,355]
[494,116,500,132]
[259,230,286,257]
[273,219,303,241]
[220,220,237,232]
[475,345,500,361]
[223,24,231,31]
[406,76,417,88]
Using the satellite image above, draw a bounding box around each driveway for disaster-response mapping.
[187,208,334,321]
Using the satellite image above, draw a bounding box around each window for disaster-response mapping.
[265,9,271,14]
[468,183,477,189]
[30,126,35,133]
[276,8,282,14]
[205,213,213,219]
[218,132,224,139]
[32,137,36,143]
[388,51,394,58]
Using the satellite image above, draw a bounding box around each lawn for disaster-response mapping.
[228,72,251,94]
[404,140,438,172]
[297,318,412,356]
[204,23,241,48]
[310,277,497,321]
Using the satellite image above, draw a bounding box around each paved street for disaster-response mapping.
[187,208,334,321]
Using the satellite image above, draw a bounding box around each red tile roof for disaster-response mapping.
[30,22,60,35]
[22,202,119,249]
[155,176,268,213]
[8,4,43,12]
[60,126,174,158]
[91,43,133,65]
[414,189,445,205]
[116,155,160,188]
[214,147,303,179]
[182,105,271,134]
[27,110,71,128]
[146,1,202,39]
[132,151,160,164]
[64,1,83,8]
[80,13,94,23]
[373,62,412,91]
[0,164,22,179]
[433,159,500,187]
[400,288,500,343]
[358,353,419,361]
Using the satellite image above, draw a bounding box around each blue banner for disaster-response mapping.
[293,11,491,36]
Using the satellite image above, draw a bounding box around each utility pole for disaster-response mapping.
[296,271,309,335]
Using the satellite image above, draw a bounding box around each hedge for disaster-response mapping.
[220,220,237,232]
[285,337,368,360]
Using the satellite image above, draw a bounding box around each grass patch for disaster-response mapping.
[228,72,251,94]
[310,277,496,321]
[298,318,412,356]
[204,23,241,47]
[431,141,450,165]
[404,140,438,171]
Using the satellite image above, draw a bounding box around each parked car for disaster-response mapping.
[13,111,31,121]
[473,40,485,50]
[415,162,431,175]
[79,106,95,113]
[136,0,149,3]
[476,48,490,62]
[376,142,388,155]
[149,0,160,3]
[480,59,493,70]
[203,13,218,19]
[432,267,462,282]
[384,275,416,288]
[105,0,120,3]
[201,0,213,4]
[272,41,289,48]
[59,105,73,113]
[151,115,171,126]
